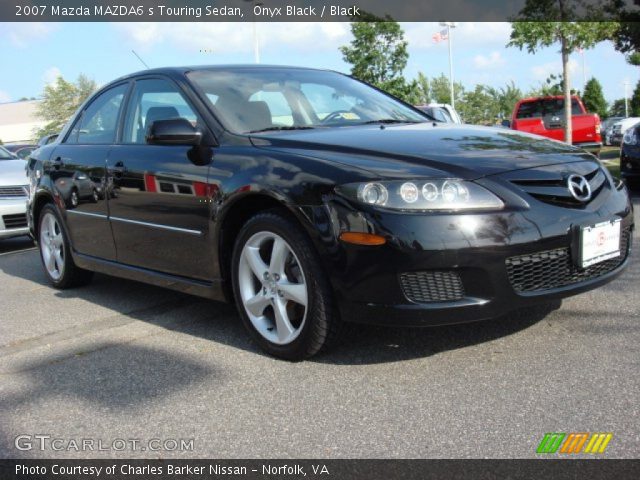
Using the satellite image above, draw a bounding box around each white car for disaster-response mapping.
[611,117,640,146]
[0,146,29,239]
[415,103,463,124]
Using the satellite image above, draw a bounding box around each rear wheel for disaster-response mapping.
[231,211,340,360]
[38,204,93,288]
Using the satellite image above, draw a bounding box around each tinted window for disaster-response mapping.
[123,78,199,144]
[516,99,582,119]
[66,84,127,144]
[188,68,426,134]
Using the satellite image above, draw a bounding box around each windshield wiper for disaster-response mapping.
[361,119,422,125]
[247,126,315,134]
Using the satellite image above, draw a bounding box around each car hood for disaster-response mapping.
[0,159,28,186]
[250,123,595,179]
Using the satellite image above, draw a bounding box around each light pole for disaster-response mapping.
[245,0,261,63]
[440,22,456,109]
[624,80,630,117]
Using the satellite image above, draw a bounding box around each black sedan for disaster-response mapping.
[26,66,634,359]
[620,123,640,184]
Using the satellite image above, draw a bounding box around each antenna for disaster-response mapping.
[131,50,150,69]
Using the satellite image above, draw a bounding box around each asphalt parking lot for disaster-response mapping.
[1,192,639,460]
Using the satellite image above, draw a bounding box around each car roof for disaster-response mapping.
[108,64,336,85]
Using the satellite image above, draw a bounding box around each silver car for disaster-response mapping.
[0,146,29,239]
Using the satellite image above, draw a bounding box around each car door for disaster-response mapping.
[106,77,214,280]
[49,82,129,260]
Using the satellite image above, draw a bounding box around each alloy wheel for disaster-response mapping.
[238,231,308,345]
[40,212,65,280]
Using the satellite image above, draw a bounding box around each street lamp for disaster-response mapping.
[244,0,261,63]
[440,22,457,109]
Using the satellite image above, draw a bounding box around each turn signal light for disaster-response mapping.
[339,232,386,246]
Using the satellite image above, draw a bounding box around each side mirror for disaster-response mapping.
[501,120,511,128]
[146,118,202,146]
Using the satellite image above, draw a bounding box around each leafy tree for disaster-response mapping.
[626,51,640,66]
[458,85,501,125]
[430,73,464,105]
[609,98,627,117]
[340,14,411,100]
[408,72,430,105]
[631,79,640,116]
[508,5,617,143]
[582,77,608,117]
[496,81,524,119]
[34,74,97,139]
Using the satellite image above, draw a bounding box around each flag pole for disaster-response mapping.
[440,22,456,109]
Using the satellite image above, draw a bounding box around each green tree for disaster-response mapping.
[508,5,617,143]
[609,98,627,117]
[496,81,524,120]
[631,80,640,116]
[340,14,411,100]
[409,72,430,105]
[458,85,501,125]
[582,77,608,117]
[430,74,464,105]
[34,74,97,139]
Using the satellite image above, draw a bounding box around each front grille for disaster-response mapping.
[510,164,607,208]
[506,228,631,293]
[2,213,28,229]
[400,271,465,303]
[0,185,27,198]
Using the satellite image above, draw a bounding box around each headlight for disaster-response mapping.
[337,179,504,211]
[623,128,638,145]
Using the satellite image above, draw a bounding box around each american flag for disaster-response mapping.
[432,28,449,43]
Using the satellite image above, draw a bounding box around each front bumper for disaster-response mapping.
[0,198,29,239]
[315,179,633,327]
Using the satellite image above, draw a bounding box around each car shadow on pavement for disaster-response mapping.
[0,244,561,366]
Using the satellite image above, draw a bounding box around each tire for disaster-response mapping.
[69,188,79,208]
[231,210,341,360]
[38,204,93,289]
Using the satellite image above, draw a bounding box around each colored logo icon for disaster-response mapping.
[537,433,613,454]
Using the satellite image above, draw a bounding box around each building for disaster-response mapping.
[0,100,46,144]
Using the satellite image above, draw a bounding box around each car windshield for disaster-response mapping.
[0,146,16,160]
[187,68,428,134]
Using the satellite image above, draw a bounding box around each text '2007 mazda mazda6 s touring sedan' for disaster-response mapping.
[26,66,634,359]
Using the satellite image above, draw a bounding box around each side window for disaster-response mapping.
[66,84,127,144]
[123,78,200,144]
[248,91,294,126]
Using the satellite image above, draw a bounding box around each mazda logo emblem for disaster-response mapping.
[567,174,592,202]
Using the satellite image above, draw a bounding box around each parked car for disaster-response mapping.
[415,103,462,124]
[610,117,640,146]
[602,116,624,146]
[3,143,38,160]
[620,122,640,184]
[26,66,633,359]
[507,95,602,155]
[0,145,29,239]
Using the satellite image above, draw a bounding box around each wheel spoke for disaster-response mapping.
[273,298,295,342]
[48,214,57,235]
[269,237,289,276]
[245,293,270,317]
[279,281,307,307]
[45,249,56,272]
[54,249,63,270]
[52,233,63,248]
[244,246,269,280]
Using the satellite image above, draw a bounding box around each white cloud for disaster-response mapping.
[0,90,11,103]
[112,22,350,57]
[473,51,506,69]
[531,59,580,80]
[404,22,511,50]
[43,67,62,87]
[1,22,58,48]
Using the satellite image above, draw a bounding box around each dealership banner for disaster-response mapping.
[0,0,629,22]
[2,459,640,479]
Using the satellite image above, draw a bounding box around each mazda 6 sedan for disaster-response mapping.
[26,66,634,359]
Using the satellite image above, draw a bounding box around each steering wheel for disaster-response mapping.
[320,110,355,124]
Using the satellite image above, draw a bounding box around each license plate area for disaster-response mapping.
[576,219,622,269]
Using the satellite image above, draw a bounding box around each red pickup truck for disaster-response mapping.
[509,95,602,155]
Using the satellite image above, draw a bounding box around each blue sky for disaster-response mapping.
[0,22,637,106]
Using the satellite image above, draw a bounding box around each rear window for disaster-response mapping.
[516,99,582,119]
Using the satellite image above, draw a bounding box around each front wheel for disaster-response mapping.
[231,211,341,360]
[38,204,93,289]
